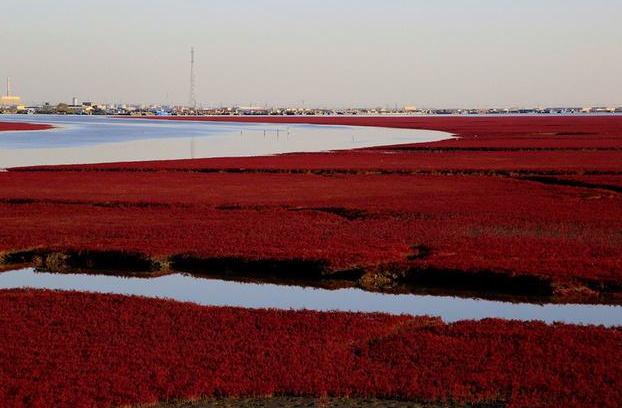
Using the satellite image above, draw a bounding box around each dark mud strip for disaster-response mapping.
[0,197,175,208]
[1,249,621,303]
[517,175,622,194]
[9,167,622,176]
[151,397,504,408]
[387,147,622,152]
[1,249,166,273]
[290,207,370,221]
[2,249,551,302]
[170,255,346,281]
[403,268,554,297]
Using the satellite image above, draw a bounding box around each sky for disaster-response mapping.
[1,0,621,108]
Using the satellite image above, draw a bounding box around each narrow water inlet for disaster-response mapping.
[1,268,621,327]
[0,115,452,167]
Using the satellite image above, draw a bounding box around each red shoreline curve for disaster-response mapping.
[0,121,53,132]
[117,114,622,139]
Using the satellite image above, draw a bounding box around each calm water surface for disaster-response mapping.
[1,269,620,327]
[0,115,451,167]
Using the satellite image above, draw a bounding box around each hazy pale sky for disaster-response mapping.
[1,0,621,107]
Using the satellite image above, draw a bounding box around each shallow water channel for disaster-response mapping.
[1,268,620,327]
[0,115,451,167]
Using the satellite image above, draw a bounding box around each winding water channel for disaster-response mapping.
[1,115,620,327]
[0,115,451,167]
[1,269,620,327]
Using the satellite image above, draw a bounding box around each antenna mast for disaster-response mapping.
[189,47,196,109]
[6,77,11,97]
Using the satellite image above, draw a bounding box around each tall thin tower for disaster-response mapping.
[6,77,11,97]
[189,47,196,109]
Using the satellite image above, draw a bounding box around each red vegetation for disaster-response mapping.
[0,121,52,132]
[0,173,621,291]
[129,114,622,141]
[23,149,622,174]
[3,116,622,407]
[2,116,622,300]
[1,289,621,408]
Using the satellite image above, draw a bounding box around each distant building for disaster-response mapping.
[237,106,269,115]
[0,77,22,107]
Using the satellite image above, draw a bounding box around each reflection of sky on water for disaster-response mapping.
[0,116,331,148]
[1,269,620,327]
[2,116,616,328]
[0,115,451,167]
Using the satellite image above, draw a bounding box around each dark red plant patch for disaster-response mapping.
[0,121,52,132]
[1,289,621,408]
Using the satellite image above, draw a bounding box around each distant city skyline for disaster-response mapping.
[1,0,621,108]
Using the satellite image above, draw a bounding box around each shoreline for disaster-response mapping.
[0,120,54,132]
[1,116,621,303]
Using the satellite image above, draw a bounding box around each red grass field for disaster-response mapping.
[2,116,622,407]
[22,149,622,174]
[3,116,622,300]
[1,289,621,408]
[0,172,620,298]
[0,121,53,132]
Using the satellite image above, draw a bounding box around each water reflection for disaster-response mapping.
[0,115,451,167]
[1,268,620,327]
